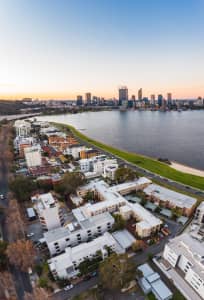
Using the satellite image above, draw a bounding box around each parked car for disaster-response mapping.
[64,284,73,291]
[27,232,35,238]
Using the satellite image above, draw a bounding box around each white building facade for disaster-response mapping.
[163,233,204,299]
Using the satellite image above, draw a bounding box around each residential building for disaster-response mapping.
[103,163,118,180]
[32,193,64,231]
[144,184,197,216]
[163,233,204,299]
[14,120,31,137]
[48,232,117,279]
[63,145,86,159]
[80,148,98,159]
[24,145,42,168]
[194,202,204,224]
[44,211,114,255]
[76,179,161,237]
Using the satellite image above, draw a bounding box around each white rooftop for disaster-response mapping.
[112,229,136,250]
[144,183,197,209]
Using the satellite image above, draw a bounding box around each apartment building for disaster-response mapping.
[14,120,31,137]
[48,232,117,279]
[144,184,197,216]
[63,144,86,159]
[195,202,204,224]
[163,233,204,299]
[32,193,64,231]
[44,211,114,256]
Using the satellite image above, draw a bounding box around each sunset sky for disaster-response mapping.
[0,0,204,100]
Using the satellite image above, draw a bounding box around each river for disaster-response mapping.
[37,110,204,170]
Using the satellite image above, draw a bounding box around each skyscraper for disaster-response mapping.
[118,86,128,106]
[167,93,172,106]
[76,95,83,106]
[150,94,155,105]
[138,88,142,101]
[158,94,163,107]
[85,93,92,105]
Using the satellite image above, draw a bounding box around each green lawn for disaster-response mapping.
[55,123,204,191]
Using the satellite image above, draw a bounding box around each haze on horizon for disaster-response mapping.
[0,0,204,100]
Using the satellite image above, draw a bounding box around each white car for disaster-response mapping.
[64,284,73,291]
[27,232,35,238]
[0,194,4,200]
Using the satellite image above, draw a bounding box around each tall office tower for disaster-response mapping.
[150,94,156,105]
[138,88,143,101]
[131,95,136,101]
[167,93,172,106]
[76,95,83,106]
[118,86,128,106]
[85,93,92,105]
[158,94,163,107]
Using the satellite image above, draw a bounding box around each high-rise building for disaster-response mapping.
[131,95,136,101]
[138,88,142,101]
[150,94,155,105]
[158,94,163,107]
[118,86,128,106]
[167,93,172,106]
[76,95,83,106]
[85,93,92,105]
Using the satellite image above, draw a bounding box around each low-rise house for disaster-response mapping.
[48,232,117,279]
[144,184,197,216]
[138,263,173,300]
[44,211,114,256]
[24,145,42,168]
[32,193,64,231]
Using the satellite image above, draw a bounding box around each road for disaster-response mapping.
[0,125,32,300]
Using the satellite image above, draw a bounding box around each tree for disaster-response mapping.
[0,241,8,271]
[131,240,144,252]
[54,172,86,196]
[6,198,25,241]
[115,167,136,183]
[24,287,49,300]
[6,240,36,272]
[113,214,126,231]
[0,271,17,299]
[9,176,37,202]
[99,253,136,290]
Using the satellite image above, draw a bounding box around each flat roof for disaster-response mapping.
[44,211,114,243]
[112,229,136,250]
[144,184,197,209]
[167,233,204,280]
[138,263,154,277]
[151,279,173,300]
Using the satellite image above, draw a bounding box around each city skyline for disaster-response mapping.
[1,0,204,100]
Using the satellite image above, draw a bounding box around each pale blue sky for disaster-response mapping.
[0,0,204,99]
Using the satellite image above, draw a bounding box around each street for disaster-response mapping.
[0,124,32,300]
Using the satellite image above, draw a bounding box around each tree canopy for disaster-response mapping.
[99,253,136,290]
[115,167,136,183]
[9,176,37,202]
[54,172,86,196]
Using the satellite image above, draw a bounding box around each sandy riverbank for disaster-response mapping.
[171,162,204,177]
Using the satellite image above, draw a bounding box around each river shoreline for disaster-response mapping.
[171,162,204,178]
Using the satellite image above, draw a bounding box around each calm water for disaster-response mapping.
[38,110,204,170]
